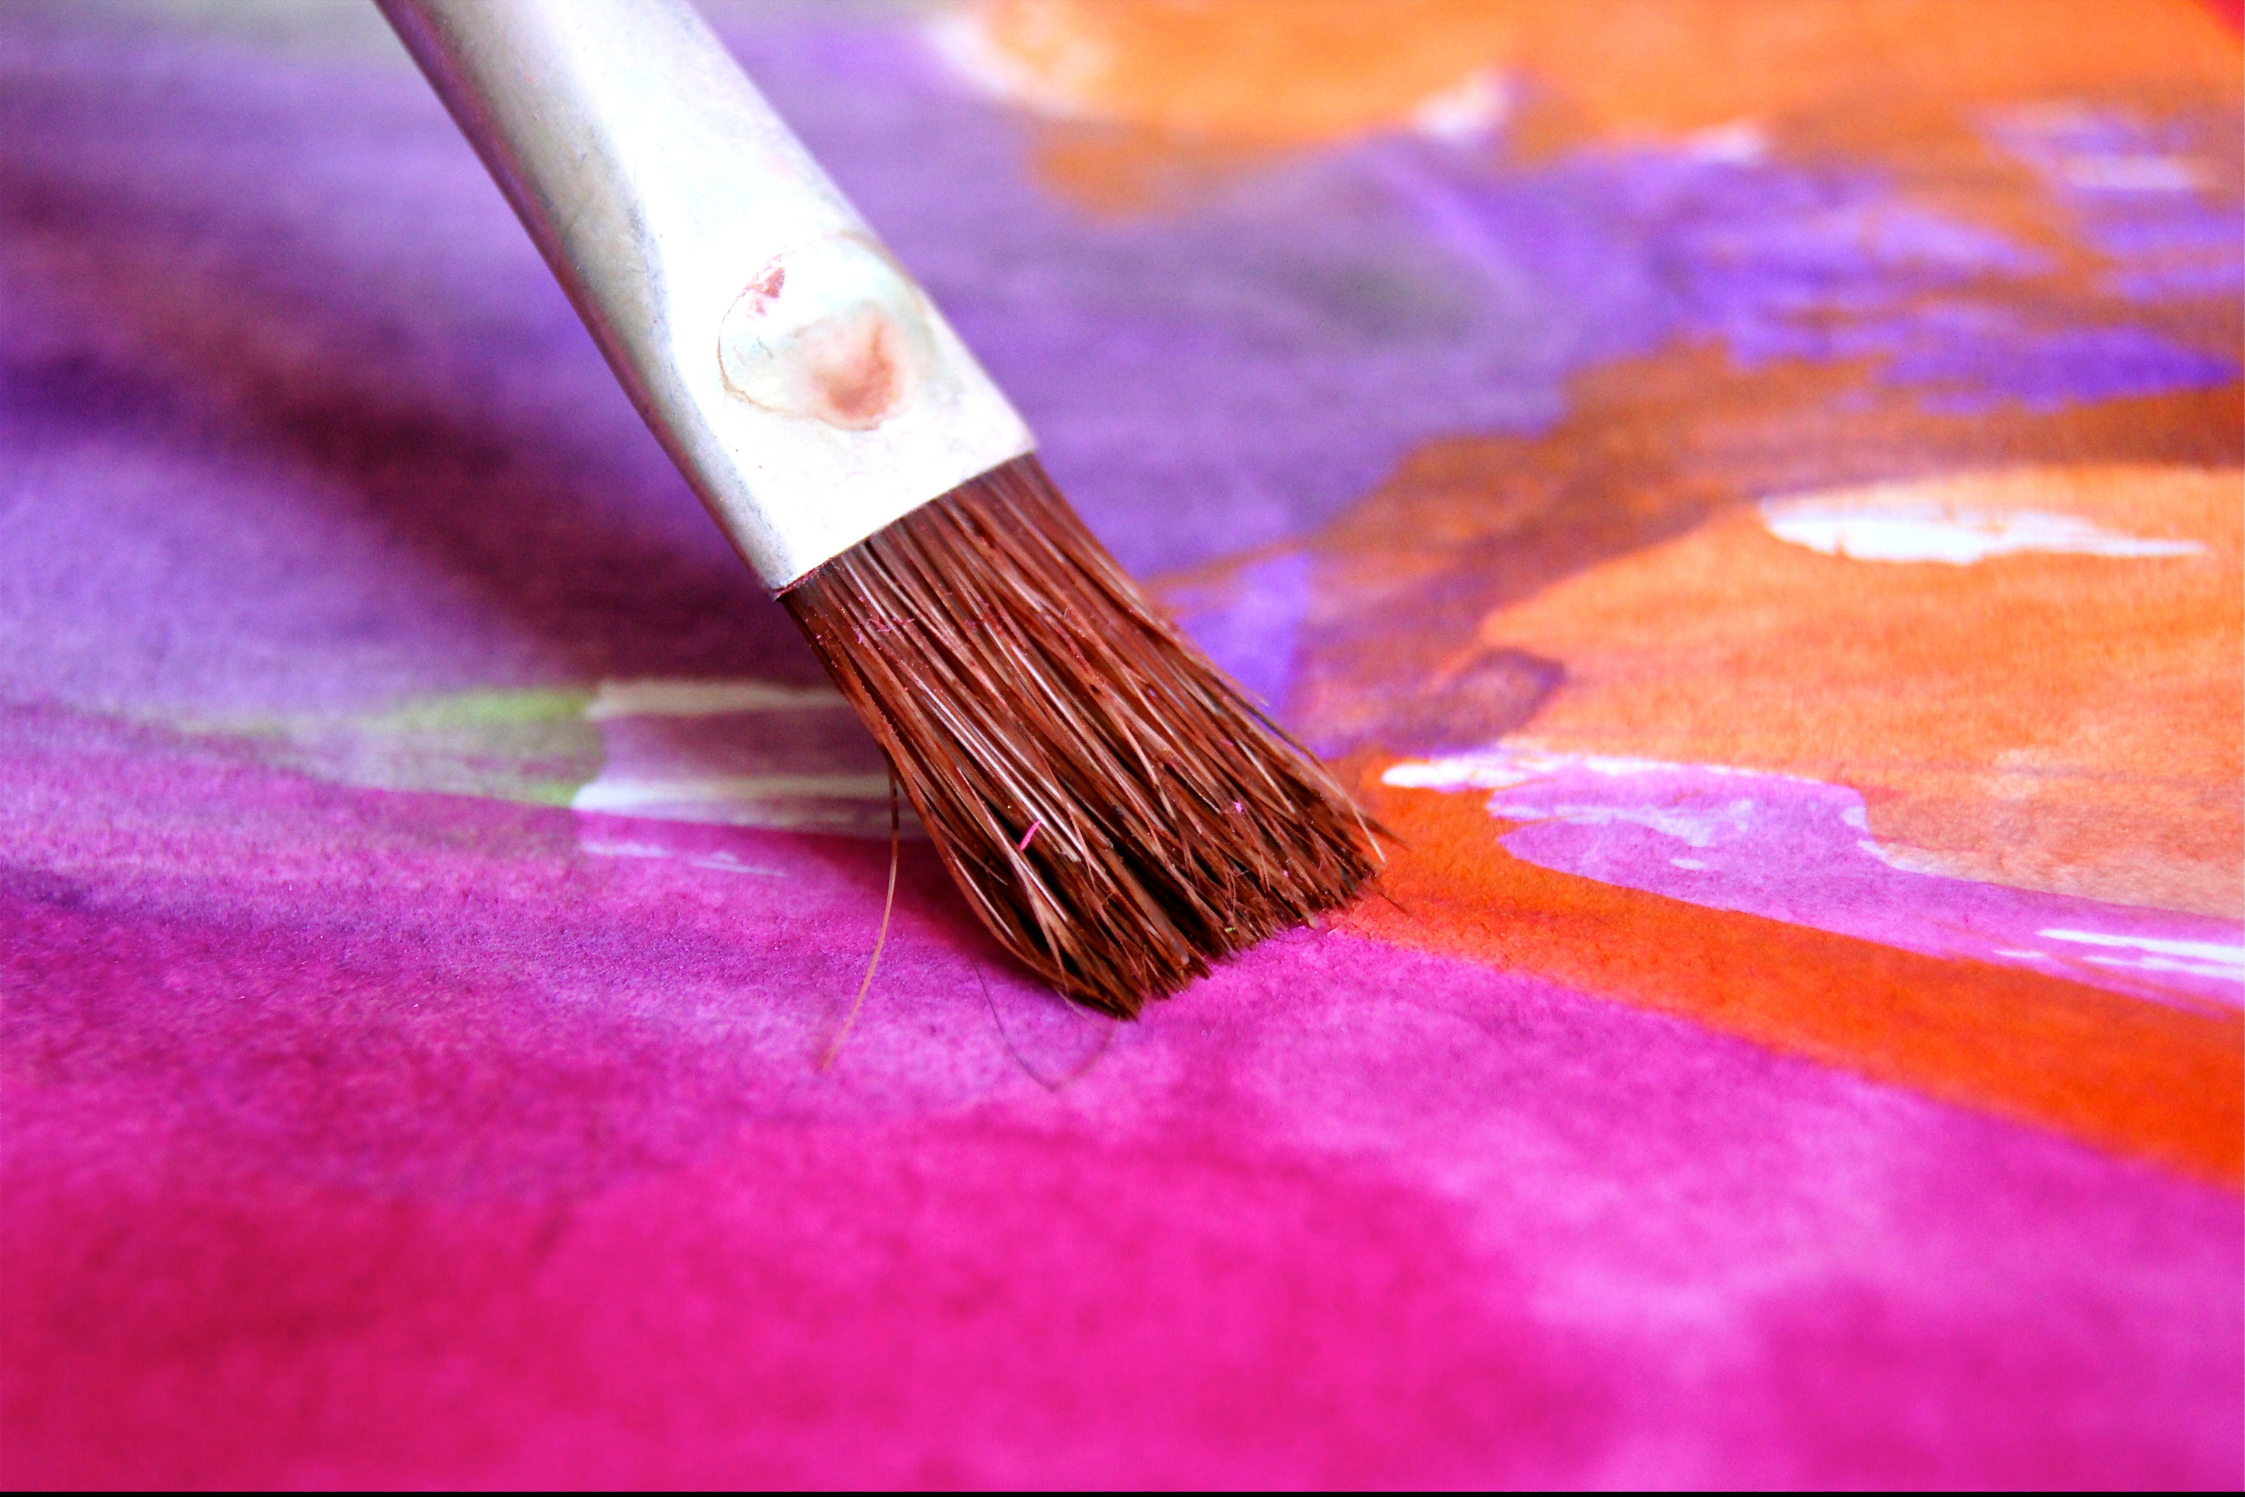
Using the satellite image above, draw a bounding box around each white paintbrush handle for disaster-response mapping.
[379,0,1035,587]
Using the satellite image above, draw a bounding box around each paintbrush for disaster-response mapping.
[378,0,1380,1016]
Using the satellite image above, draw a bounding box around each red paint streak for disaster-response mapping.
[745,263,786,310]
[1346,773,2245,1185]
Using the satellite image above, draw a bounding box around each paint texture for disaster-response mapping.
[2,0,2239,1485]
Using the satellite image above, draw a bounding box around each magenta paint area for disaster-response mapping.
[4,705,2242,1485]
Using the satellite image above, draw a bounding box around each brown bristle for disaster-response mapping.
[780,454,1384,1017]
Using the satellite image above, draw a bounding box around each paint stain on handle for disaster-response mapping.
[718,236,933,430]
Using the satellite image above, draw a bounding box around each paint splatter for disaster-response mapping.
[1762,485,2207,563]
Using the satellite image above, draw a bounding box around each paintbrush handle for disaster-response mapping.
[378,0,1034,587]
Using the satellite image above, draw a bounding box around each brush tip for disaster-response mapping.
[783,454,1383,1017]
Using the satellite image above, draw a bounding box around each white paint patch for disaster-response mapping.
[585,678,846,720]
[583,838,783,877]
[2038,929,2245,984]
[1684,119,1768,164]
[573,775,893,817]
[575,677,898,837]
[2057,156,2202,192]
[1382,747,1776,792]
[687,852,785,877]
[580,840,673,860]
[1761,496,2205,564]
[1411,68,1510,141]
[1486,797,1757,849]
[925,7,1106,119]
[1382,756,1538,792]
[932,10,1514,144]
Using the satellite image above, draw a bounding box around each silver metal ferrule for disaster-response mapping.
[379,0,1036,587]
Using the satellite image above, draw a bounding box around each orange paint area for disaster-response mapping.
[954,0,2238,144]
[1249,351,2240,776]
[1477,463,2243,919]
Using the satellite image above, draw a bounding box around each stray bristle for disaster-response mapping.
[781,454,1383,1017]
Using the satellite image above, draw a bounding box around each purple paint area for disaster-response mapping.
[1380,131,2238,417]
[1387,750,2245,1014]
[4,707,2238,1485]
[1161,551,1314,710]
[5,4,2228,742]
[1896,319,2237,414]
[0,13,817,718]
